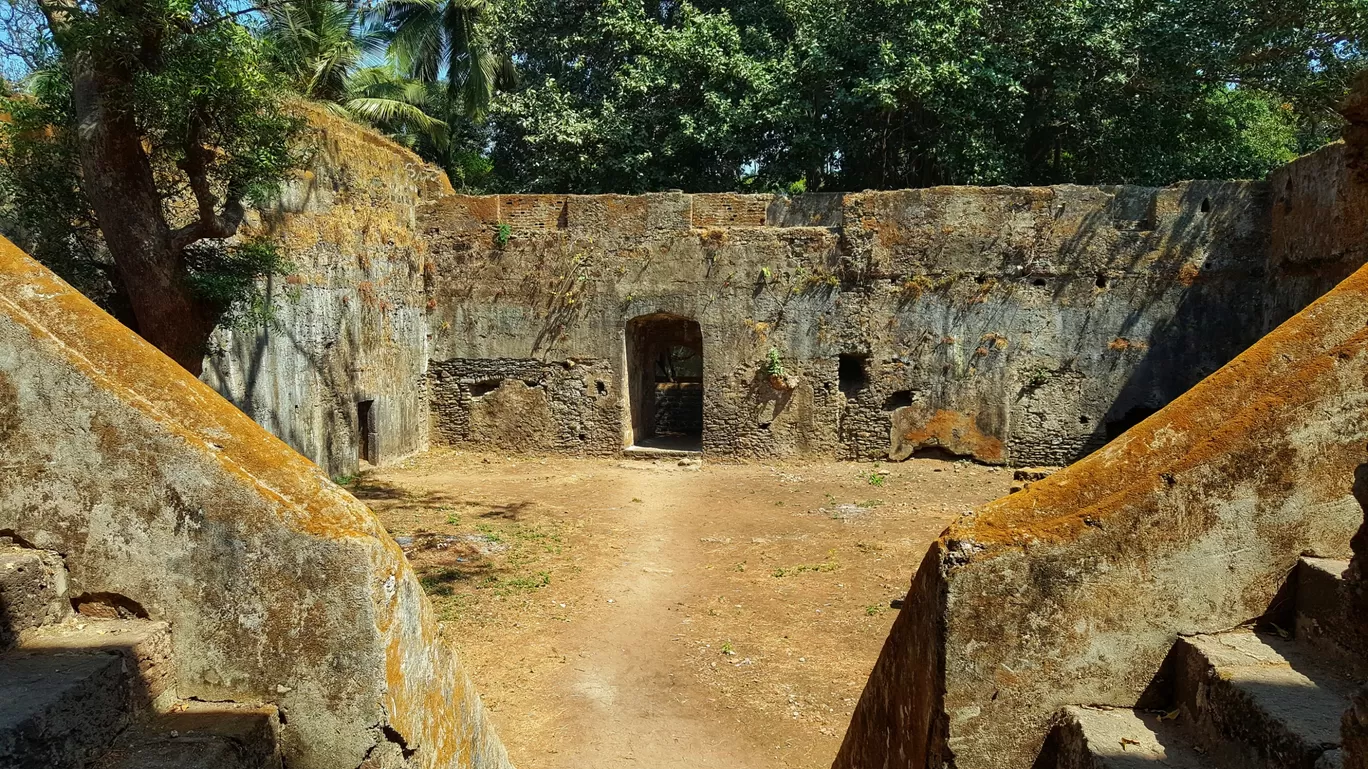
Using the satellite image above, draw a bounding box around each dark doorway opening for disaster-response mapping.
[626,314,703,452]
[357,399,377,464]
[839,354,868,397]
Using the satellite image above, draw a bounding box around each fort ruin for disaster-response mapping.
[1,97,1368,768]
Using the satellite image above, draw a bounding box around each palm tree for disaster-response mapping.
[261,0,446,139]
[374,0,513,119]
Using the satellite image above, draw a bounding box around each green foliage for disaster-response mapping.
[485,0,1361,191]
[377,0,514,120]
[0,0,306,326]
[260,1,448,145]
[494,221,512,246]
[184,238,294,328]
[0,73,107,302]
[132,19,305,209]
[764,346,785,377]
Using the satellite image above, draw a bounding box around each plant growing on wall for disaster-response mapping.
[494,222,512,246]
[765,346,786,377]
[764,346,796,391]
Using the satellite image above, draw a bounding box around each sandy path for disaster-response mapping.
[359,453,1014,769]
[546,469,761,768]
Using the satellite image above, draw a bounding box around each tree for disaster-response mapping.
[8,0,303,373]
[377,0,514,119]
[261,0,446,140]
[485,0,1364,192]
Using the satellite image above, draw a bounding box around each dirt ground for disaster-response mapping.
[353,450,1013,769]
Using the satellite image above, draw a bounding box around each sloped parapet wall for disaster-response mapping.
[832,257,1368,769]
[0,237,510,769]
[422,180,1276,464]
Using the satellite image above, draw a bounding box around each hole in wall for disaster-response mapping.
[882,390,914,411]
[596,380,608,396]
[1079,415,1090,425]
[0,529,37,548]
[911,446,969,462]
[72,592,148,620]
[468,380,502,398]
[1200,198,1211,213]
[838,354,868,397]
[1095,274,1108,289]
[1031,278,1047,288]
[1106,405,1159,440]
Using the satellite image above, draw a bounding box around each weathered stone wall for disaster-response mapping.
[200,106,451,478]
[428,357,620,453]
[833,144,1368,769]
[0,236,510,769]
[421,182,1273,464]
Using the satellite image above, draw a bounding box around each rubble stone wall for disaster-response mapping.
[421,181,1283,464]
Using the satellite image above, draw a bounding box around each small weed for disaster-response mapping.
[764,347,786,378]
[445,512,462,526]
[721,641,736,655]
[772,550,840,577]
[499,571,551,594]
[733,562,747,572]
[1027,367,1052,387]
[494,222,512,247]
[866,468,887,487]
[631,497,643,503]
[331,474,357,486]
[476,524,504,544]
[865,604,885,616]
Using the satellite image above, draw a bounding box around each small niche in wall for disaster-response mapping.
[838,354,868,397]
[468,379,502,398]
[882,390,914,411]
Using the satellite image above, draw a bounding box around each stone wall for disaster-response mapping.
[832,140,1368,769]
[420,181,1275,464]
[0,236,510,769]
[200,105,451,478]
[835,256,1368,769]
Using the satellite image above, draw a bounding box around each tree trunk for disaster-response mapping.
[63,54,216,375]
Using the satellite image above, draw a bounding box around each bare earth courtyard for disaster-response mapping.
[353,451,1013,769]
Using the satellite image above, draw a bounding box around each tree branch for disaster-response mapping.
[169,114,247,252]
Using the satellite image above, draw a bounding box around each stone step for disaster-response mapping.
[1037,705,1218,768]
[0,546,71,651]
[1173,629,1356,769]
[1294,557,1367,679]
[93,702,282,769]
[0,619,174,769]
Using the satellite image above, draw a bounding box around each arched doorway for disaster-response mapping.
[625,314,703,452]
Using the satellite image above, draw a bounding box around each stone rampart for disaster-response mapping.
[421,181,1278,463]
[0,236,510,769]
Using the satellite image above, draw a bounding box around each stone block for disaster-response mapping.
[0,547,69,650]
